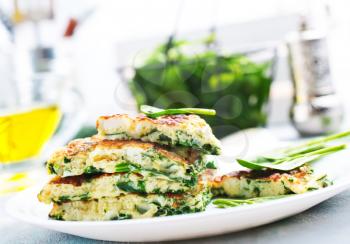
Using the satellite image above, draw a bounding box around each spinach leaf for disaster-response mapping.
[84,166,102,174]
[115,163,140,173]
[116,181,146,193]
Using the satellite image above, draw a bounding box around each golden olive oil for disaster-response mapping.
[0,105,61,163]
[0,172,35,196]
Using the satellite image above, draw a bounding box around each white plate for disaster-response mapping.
[6,146,350,242]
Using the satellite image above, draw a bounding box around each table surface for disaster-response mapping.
[2,126,350,244]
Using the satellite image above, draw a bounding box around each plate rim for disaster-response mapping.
[6,178,350,227]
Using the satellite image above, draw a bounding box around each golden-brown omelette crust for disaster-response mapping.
[49,173,116,186]
[51,136,198,165]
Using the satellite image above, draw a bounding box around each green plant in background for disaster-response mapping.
[128,36,273,138]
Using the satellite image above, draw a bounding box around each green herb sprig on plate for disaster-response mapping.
[236,130,350,171]
[140,105,216,119]
[213,196,289,208]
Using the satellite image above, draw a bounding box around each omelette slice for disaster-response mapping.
[210,166,331,198]
[38,172,196,204]
[96,114,221,155]
[47,137,208,186]
[48,187,212,221]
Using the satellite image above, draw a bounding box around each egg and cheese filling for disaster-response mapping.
[211,166,331,198]
[96,114,221,155]
[46,137,209,185]
[38,172,197,204]
[49,187,212,221]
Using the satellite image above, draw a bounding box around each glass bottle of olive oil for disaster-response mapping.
[0,105,61,163]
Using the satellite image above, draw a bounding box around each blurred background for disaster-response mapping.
[1,0,350,193]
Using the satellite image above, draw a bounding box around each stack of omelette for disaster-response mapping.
[38,114,221,221]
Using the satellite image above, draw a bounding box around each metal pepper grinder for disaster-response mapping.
[287,15,343,136]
